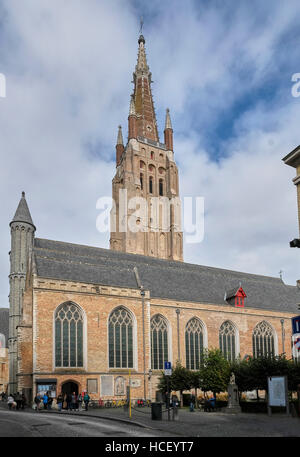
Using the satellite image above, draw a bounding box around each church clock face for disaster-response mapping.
[146,124,152,132]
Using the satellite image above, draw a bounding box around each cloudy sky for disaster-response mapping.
[1,0,300,308]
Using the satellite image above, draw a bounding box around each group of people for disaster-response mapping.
[34,391,91,412]
[6,392,26,410]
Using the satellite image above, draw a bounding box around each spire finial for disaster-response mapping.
[22,191,25,198]
[139,16,144,35]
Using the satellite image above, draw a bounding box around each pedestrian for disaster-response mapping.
[1,391,5,402]
[66,392,72,411]
[43,392,48,410]
[83,392,90,411]
[56,393,63,412]
[47,394,53,410]
[71,392,77,411]
[21,393,26,410]
[15,392,22,410]
[34,394,41,412]
[7,394,15,411]
[78,393,82,411]
[190,394,195,412]
[63,393,67,410]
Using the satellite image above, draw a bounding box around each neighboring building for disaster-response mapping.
[0,308,9,393]
[282,145,300,246]
[9,35,300,402]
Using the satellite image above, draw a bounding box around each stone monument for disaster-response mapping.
[225,372,241,413]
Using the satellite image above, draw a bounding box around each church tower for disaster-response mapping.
[110,35,183,261]
[8,192,35,393]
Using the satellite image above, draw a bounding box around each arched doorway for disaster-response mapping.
[61,381,79,396]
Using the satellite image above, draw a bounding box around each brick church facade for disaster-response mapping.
[8,35,300,402]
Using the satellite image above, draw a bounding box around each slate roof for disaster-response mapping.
[33,238,300,314]
[0,308,9,348]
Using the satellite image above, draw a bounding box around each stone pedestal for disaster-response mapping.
[225,383,241,413]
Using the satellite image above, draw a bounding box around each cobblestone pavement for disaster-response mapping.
[1,402,299,437]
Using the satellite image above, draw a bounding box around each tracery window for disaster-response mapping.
[55,302,84,367]
[252,321,275,358]
[185,318,204,370]
[219,321,236,362]
[109,307,134,368]
[151,314,169,370]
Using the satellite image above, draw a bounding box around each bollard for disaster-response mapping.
[172,406,179,421]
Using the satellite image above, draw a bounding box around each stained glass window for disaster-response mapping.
[219,321,236,362]
[109,307,134,368]
[151,314,169,370]
[55,302,84,368]
[252,321,275,358]
[185,318,204,370]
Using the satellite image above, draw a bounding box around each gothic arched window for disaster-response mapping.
[185,318,204,370]
[219,321,236,362]
[55,302,84,368]
[109,307,134,368]
[252,321,275,358]
[159,179,164,196]
[149,176,153,194]
[151,314,169,370]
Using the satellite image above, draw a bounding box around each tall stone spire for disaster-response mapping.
[131,35,159,142]
[111,34,183,262]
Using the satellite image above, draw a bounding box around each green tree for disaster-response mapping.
[157,361,193,406]
[199,349,230,398]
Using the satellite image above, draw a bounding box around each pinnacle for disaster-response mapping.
[165,108,173,130]
[117,125,124,145]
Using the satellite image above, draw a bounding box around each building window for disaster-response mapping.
[87,379,98,394]
[252,321,275,358]
[159,179,164,196]
[140,173,144,190]
[151,151,154,160]
[109,307,133,368]
[151,314,168,370]
[219,321,236,362]
[55,302,84,368]
[149,176,153,194]
[185,318,204,370]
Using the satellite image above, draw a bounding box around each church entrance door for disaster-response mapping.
[61,381,79,396]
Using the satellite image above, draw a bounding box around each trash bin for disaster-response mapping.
[151,402,162,420]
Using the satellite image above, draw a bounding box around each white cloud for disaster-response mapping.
[0,0,300,308]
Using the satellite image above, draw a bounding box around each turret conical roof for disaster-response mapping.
[10,192,35,229]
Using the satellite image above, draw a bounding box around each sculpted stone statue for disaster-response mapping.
[229,373,236,385]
